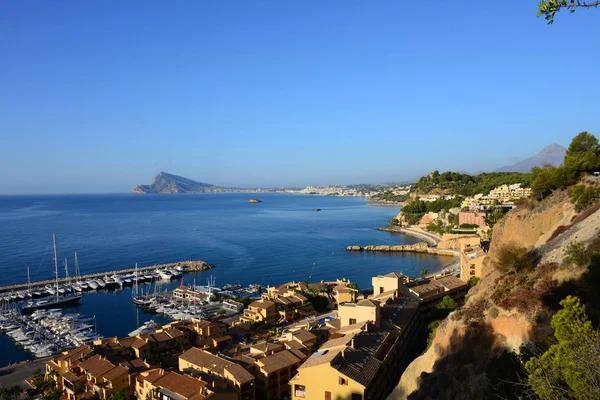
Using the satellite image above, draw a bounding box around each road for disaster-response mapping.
[0,359,46,394]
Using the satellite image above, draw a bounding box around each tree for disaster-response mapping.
[495,243,536,273]
[420,269,430,278]
[538,0,600,24]
[0,387,9,400]
[564,241,588,267]
[525,296,600,398]
[564,132,600,174]
[436,295,457,312]
[9,386,21,400]
[40,388,62,400]
[108,390,127,400]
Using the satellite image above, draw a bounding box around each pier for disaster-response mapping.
[0,260,214,294]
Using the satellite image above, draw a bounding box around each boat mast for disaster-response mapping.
[53,234,59,301]
[74,252,80,284]
[64,258,69,287]
[134,263,138,298]
[27,267,31,294]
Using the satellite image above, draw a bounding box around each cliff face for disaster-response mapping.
[390,186,600,399]
[132,172,218,194]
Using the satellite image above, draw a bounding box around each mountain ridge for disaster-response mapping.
[132,172,218,194]
[494,143,566,173]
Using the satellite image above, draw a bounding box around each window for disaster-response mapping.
[379,287,384,294]
[339,377,348,386]
[294,385,306,398]
[349,318,356,325]
[325,391,332,400]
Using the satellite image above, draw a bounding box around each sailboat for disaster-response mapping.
[132,263,153,307]
[22,235,82,314]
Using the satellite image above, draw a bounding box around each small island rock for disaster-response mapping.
[248,198,262,203]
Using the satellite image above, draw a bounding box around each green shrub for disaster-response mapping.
[495,243,536,273]
[467,276,480,288]
[563,241,588,267]
[488,307,499,319]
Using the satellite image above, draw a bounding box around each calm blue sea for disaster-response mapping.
[0,193,451,366]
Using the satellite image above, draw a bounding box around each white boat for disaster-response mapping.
[159,270,173,280]
[95,279,106,288]
[128,320,157,337]
[86,280,98,290]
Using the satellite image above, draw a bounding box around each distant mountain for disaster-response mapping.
[494,143,566,173]
[132,172,218,194]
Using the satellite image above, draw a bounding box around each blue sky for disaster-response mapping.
[1,1,599,193]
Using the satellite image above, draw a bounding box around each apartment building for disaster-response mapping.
[179,347,256,400]
[250,349,303,400]
[136,369,214,400]
[460,244,487,282]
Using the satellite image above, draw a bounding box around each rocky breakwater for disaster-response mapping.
[173,260,216,272]
[346,242,456,256]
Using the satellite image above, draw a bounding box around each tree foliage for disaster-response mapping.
[532,132,600,200]
[525,296,600,399]
[436,295,458,312]
[411,171,531,196]
[564,241,589,267]
[569,184,600,211]
[538,0,600,24]
[495,243,536,273]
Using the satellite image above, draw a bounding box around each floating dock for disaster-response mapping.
[0,260,214,294]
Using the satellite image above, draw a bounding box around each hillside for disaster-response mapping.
[132,172,218,194]
[410,171,531,196]
[389,175,600,399]
[495,143,566,173]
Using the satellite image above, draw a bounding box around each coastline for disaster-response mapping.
[378,226,442,246]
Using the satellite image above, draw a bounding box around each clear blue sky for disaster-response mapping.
[1,1,599,193]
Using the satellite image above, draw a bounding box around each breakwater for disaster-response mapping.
[346,242,457,256]
[0,260,214,294]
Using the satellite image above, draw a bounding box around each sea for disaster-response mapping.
[0,193,452,366]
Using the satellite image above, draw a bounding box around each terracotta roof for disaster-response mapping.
[165,328,185,338]
[119,358,150,374]
[101,365,128,382]
[62,372,82,383]
[292,330,317,344]
[337,321,368,334]
[79,355,117,378]
[179,347,254,385]
[334,285,352,293]
[292,293,308,302]
[153,371,210,400]
[251,341,284,354]
[255,350,301,374]
[249,300,276,309]
[435,276,467,291]
[384,272,405,278]
[55,345,94,363]
[297,348,343,369]
[356,299,379,308]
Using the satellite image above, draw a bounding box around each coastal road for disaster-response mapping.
[0,359,45,393]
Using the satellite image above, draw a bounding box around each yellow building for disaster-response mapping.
[371,272,412,295]
[460,244,487,282]
[179,347,256,400]
[332,284,357,305]
[136,369,214,400]
[250,349,303,400]
[74,355,130,400]
[238,299,278,325]
[338,299,380,328]
[290,311,419,400]
[46,345,94,377]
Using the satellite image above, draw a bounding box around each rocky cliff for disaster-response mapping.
[389,182,600,399]
[132,172,218,194]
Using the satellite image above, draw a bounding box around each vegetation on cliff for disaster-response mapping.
[395,132,600,400]
[400,197,463,225]
[411,171,532,196]
[532,132,600,200]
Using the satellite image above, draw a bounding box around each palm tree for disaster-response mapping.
[420,269,430,278]
[0,387,9,400]
[10,385,22,400]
